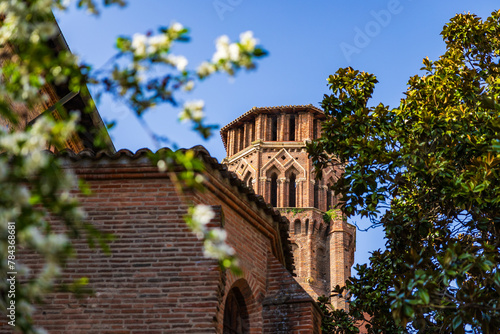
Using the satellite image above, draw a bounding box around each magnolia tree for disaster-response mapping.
[0,0,266,332]
[309,10,500,334]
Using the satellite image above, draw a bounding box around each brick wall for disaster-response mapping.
[1,148,320,333]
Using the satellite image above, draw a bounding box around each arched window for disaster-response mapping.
[223,288,249,334]
[294,219,301,235]
[305,219,309,236]
[247,177,253,190]
[270,173,278,207]
[288,173,296,207]
[289,115,296,141]
[326,188,332,211]
[314,183,319,209]
[270,116,278,141]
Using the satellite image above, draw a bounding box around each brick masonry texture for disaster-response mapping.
[221,105,356,309]
[1,148,320,333]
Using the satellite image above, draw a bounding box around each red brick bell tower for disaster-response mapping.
[221,104,356,309]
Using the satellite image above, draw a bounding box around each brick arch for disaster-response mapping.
[243,170,255,189]
[283,159,306,178]
[222,277,261,333]
[264,164,282,178]
[284,165,300,179]
[293,219,302,235]
[261,161,285,179]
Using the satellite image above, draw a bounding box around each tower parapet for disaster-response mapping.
[221,105,356,309]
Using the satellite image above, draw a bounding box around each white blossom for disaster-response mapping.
[23,226,45,248]
[157,159,167,172]
[228,43,240,61]
[212,35,231,62]
[183,80,195,91]
[203,228,235,260]
[45,233,69,250]
[170,22,184,33]
[166,54,188,71]
[192,204,215,226]
[215,35,230,49]
[197,61,216,78]
[180,100,205,122]
[147,34,170,53]
[131,33,148,56]
[239,30,258,51]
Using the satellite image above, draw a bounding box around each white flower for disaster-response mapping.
[192,204,215,226]
[180,100,205,122]
[197,61,216,78]
[13,186,30,204]
[131,33,148,56]
[203,228,235,260]
[170,22,184,33]
[228,43,240,61]
[239,30,258,51]
[147,34,170,53]
[24,227,44,248]
[167,54,188,71]
[191,109,204,122]
[45,234,69,250]
[210,228,227,243]
[178,109,189,122]
[157,159,167,172]
[183,80,195,91]
[212,35,231,62]
[195,174,206,184]
[215,35,230,48]
[212,47,228,63]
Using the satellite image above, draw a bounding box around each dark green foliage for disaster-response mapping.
[310,10,500,334]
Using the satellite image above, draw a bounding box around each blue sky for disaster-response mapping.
[56,1,499,268]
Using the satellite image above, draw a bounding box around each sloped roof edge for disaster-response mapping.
[53,146,295,273]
